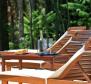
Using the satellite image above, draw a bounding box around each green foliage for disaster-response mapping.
[77,9,89,17]
[8,0,91,49]
[80,0,91,4]
[19,35,31,49]
[32,9,56,38]
[61,2,84,10]
[9,42,15,49]
[24,16,30,34]
[46,11,56,23]
[61,1,91,27]
[18,9,56,49]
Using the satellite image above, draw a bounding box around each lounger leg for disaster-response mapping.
[18,82,31,84]
[2,80,8,84]
[5,65,11,71]
[18,82,23,84]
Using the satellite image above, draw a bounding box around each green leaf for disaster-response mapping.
[61,2,84,10]
[24,17,30,24]
[78,10,89,17]
[46,13,56,23]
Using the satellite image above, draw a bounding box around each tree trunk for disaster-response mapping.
[29,0,34,48]
[45,0,53,12]
[17,0,24,38]
[7,0,15,43]
[0,0,9,50]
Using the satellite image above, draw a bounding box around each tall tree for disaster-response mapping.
[29,0,35,48]
[17,0,24,39]
[7,0,19,49]
[45,0,53,12]
[0,0,9,50]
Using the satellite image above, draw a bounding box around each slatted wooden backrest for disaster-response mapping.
[55,36,84,63]
[72,30,91,42]
[62,37,91,82]
[47,26,86,53]
[78,37,91,81]
[52,31,91,82]
[47,31,70,52]
[67,26,86,37]
[57,30,91,55]
[68,26,86,31]
[49,46,85,79]
[55,30,91,63]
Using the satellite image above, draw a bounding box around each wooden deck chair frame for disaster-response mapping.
[0,27,87,71]
[0,45,90,84]
[68,26,86,31]
[0,27,81,70]
[56,29,91,59]
[0,30,72,71]
[47,26,86,52]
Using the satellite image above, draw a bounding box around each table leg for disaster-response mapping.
[2,58,5,71]
[19,82,23,84]
[19,59,22,70]
[2,80,8,84]
[50,58,54,70]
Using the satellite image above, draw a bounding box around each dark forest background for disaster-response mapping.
[0,0,91,50]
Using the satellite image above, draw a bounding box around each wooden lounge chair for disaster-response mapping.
[0,38,91,84]
[1,27,88,70]
[54,30,91,63]
[1,32,80,70]
[24,26,86,53]
[0,26,86,71]
[68,26,86,31]
[47,26,86,53]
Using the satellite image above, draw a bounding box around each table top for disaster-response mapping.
[0,51,56,61]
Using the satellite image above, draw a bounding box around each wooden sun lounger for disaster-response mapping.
[27,26,86,53]
[0,34,83,70]
[68,26,86,31]
[47,26,86,52]
[0,37,91,84]
[0,27,86,71]
[55,30,91,63]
